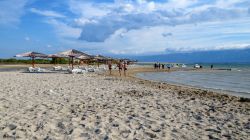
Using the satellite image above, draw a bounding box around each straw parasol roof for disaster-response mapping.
[47,54,66,65]
[58,49,90,69]
[47,54,65,58]
[15,51,47,68]
[15,51,47,58]
[77,54,93,60]
[94,55,109,60]
[58,49,88,57]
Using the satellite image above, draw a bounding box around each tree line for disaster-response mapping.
[0,58,70,64]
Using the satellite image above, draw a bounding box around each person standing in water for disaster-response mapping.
[211,64,213,69]
[123,61,127,77]
[117,61,123,76]
[167,64,171,71]
[108,61,112,75]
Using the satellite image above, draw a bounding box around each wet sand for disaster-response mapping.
[0,67,249,139]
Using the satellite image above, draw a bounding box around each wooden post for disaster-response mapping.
[54,58,56,65]
[71,57,74,70]
[32,57,35,68]
[68,58,71,66]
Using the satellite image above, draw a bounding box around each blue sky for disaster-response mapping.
[0,0,250,58]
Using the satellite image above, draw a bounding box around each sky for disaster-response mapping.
[0,0,250,58]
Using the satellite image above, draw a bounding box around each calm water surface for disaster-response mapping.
[136,64,250,98]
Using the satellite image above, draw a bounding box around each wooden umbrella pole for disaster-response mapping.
[54,58,56,65]
[32,57,35,68]
[71,57,74,70]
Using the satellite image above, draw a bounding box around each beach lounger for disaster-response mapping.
[61,67,70,71]
[70,68,87,74]
[53,66,62,71]
[78,66,86,70]
[87,68,95,72]
[28,67,47,73]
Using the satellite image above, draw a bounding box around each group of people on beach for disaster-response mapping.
[108,61,128,76]
[154,62,171,71]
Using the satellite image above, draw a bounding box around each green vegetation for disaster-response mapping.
[0,58,70,64]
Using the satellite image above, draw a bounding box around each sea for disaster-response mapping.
[136,63,250,98]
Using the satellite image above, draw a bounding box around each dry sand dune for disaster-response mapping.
[0,71,249,139]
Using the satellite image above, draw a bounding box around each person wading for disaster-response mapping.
[117,61,123,76]
[108,61,112,75]
[123,61,127,77]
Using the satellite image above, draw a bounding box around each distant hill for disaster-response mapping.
[124,48,250,63]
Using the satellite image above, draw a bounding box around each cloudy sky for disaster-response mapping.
[0,0,250,58]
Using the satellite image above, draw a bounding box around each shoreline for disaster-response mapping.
[1,64,249,100]
[106,66,250,101]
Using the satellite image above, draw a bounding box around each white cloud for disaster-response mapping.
[84,17,250,55]
[68,0,110,18]
[20,0,250,55]
[25,37,30,41]
[73,18,97,27]
[45,19,81,39]
[74,0,250,42]
[166,0,199,9]
[30,8,65,18]
[47,44,52,48]
[0,0,29,25]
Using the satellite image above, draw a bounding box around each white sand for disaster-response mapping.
[0,72,249,139]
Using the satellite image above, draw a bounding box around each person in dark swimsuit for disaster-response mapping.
[123,61,127,77]
[108,61,112,75]
[117,61,123,76]
[211,64,213,69]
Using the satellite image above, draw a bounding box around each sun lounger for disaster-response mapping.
[62,67,70,71]
[28,67,47,73]
[70,68,87,74]
[53,66,62,71]
[78,66,86,70]
[87,68,95,72]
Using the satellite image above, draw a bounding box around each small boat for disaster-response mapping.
[194,64,201,68]
[181,64,187,68]
[173,64,179,68]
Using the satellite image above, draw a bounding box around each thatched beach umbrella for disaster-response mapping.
[58,49,89,69]
[76,54,93,65]
[77,54,93,60]
[94,55,109,67]
[15,51,47,68]
[47,54,65,65]
[94,55,108,60]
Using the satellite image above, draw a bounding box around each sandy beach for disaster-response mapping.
[0,68,249,139]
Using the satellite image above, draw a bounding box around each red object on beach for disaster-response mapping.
[15,51,47,68]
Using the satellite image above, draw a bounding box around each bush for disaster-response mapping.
[0,58,70,64]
